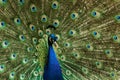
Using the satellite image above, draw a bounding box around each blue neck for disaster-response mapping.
[43,45,63,80]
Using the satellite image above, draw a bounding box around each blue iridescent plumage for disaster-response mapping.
[43,34,63,80]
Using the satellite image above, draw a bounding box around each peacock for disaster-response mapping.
[0,0,120,80]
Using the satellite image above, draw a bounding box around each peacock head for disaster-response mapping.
[48,34,58,47]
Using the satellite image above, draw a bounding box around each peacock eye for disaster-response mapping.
[19,35,25,41]
[10,53,17,60]
[27,47,33,52]
[82,67,88,74]
[41,15,47,22]
[70,12,78,20]
[51,1,59,9]
[2,40,9,48]
[91,10,101,18]
[30,4,37,12]
[105,50,113,58]
[86,44,91,48]
[33,59,38,63]
[60,55,66,61]
[18,0,24,5]
[0,21,6,29]
[69,30,76,36]
[113,35,118,40]
[38,30,44,37]
[115,15,120,22]
[55,34,60,41]
[20,74,25,80]
[66,70,71,76]
[29,24,35,31]
[93,31,97,35]
[53,19,59,27]
[92,11,97,17]
[0,0,7,5]
[0,64,5,73]
[64,42,70,48]
[46,29,51,35]
[9,72,15,79]
[33,71,39,76]
[14,18,21,25]
[32,38,37,44]
[110,72,115,78]
[22,58,28,64]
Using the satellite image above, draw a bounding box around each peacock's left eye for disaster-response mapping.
[30,4,37,12]
[14,18,21,25]
[0,64,5,73]
[20,74,25,80]
[70,12,78,20]
[9,72,15,80]
[2,40,9,48]
[0,21,6,29]
[51,1,59,9]
[53,19,60,28]
[19,35,25,41]
[41,15,47,22]
[29,24,35,31]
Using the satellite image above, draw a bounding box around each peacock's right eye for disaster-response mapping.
[41,15,47,22]
[51,1,59,9]
[19,35,25,41]
[20,74,25,80]
[30,4,37,12]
